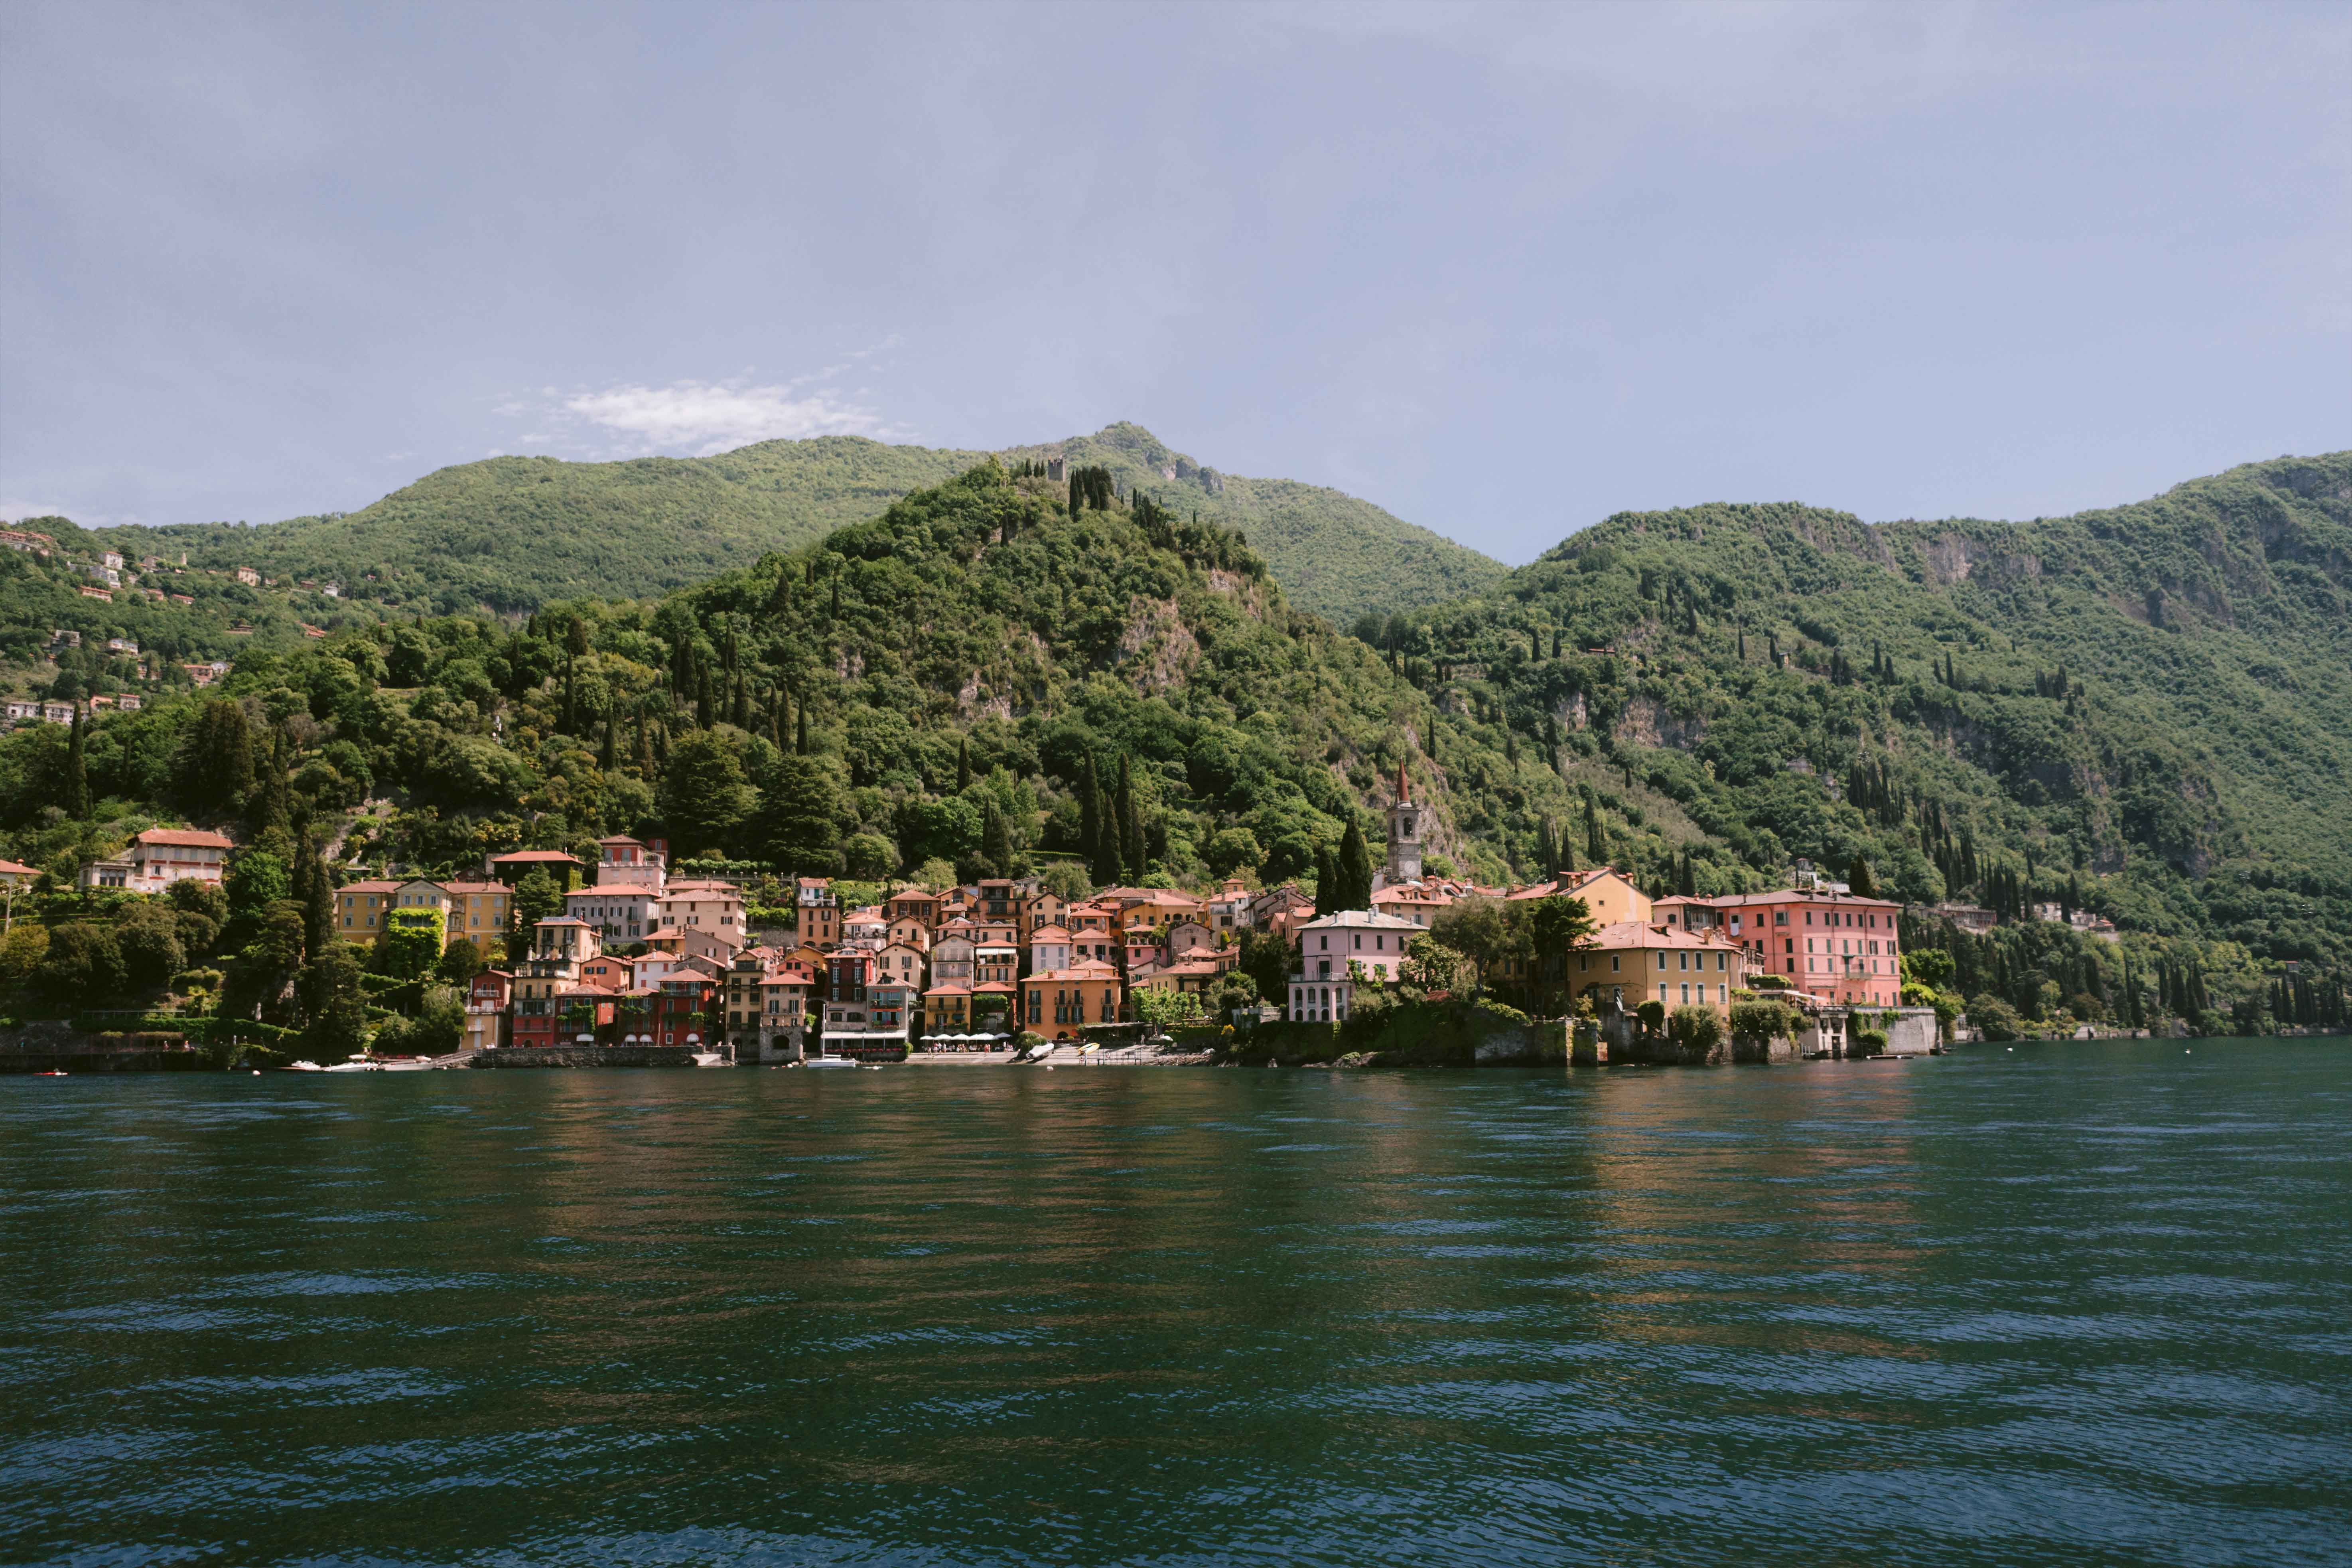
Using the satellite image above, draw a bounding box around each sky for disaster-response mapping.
[3,0,2347,563]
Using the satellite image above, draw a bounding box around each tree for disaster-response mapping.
[956,736,972,792]
[1847,854,1877,898]
[1399,935,1477,995]
[40,922,124,1006]
[435,935,483,984]
[1668,1004,1723,1055]
[659,730,753,858]
[1313,843,1339,916]
[298,940,369,1063]
[1431,897,1514,991]
[1584,795,1605,863]
[761,753,844,874]
[178,698,255,817]
[64,705,89,819]
[508,867,564,960]
[114,901,186,992]
[1236,929,1292,1005]
[979,799,1013,878]
[1114,755,1143,882]
[1336,819,1374,912]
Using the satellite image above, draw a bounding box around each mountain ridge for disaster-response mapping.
[87,424,1507,625]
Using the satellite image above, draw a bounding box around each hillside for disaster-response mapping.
[3,453,2345,1043]
[1363,452,2351,966]
[91,425,1505,624]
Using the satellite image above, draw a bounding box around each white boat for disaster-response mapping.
[375,1058,436,1072]
[690,1051,729,1067]
[801,1054,860,1069]
[322,1060,379,1073]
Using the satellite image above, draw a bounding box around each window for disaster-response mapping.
[1678,952,1688,971]
[1658,984,1668,1003]
[1680,984,1689,1004]
[1611,956,1620,973]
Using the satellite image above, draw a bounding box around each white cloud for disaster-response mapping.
[1,498,84,523]
[526,376,906,459]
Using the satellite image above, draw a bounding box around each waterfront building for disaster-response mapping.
[1286,910,1421,1022]
[511,918,601,1047]
[1684,889,1901,1008]
[1571,921,1749,1013]
[463,971,511,1051]
[1021,959,1121,1041]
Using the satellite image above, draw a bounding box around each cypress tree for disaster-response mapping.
[1078,754,1104,864]
[980,800,1011,878]
[1338,819,1373,912]
[696,667,714,729]
[599,715,617,773]
[957,736,972,792]
[1585,795,1605,864]
[1677,850,1696,897]
[795,704,810,756]
[65,704,90,819]
[1313,843,1339,916]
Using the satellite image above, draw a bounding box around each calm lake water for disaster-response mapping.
[3,1042,2347,1567]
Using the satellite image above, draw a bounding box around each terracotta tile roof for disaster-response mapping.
[1584,919,1747,950]
[135,828,235,849]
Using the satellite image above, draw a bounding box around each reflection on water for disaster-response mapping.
[3,1042,2346,1566]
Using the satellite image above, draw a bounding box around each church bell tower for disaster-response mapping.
[1385,763,1423,885]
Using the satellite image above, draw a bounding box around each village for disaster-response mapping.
[22,759,1934,1069]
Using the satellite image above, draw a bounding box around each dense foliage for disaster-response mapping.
[88,423,1506,624]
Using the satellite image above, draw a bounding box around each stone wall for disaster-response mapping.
[472,1046,717,1069]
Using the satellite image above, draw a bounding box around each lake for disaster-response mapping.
[3,1041,2346,1566]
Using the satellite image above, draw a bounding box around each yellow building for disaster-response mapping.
[1571,920,1749,1012]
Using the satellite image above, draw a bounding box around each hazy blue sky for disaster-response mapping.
[4,1,2346,561]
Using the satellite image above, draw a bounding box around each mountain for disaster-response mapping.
[91,424,1506,625]
[4,451,2346,1041]
[1361,451,2351,973]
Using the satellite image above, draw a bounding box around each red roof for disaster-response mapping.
[489,849,581,864]
[0,858,41,877]
[136,828,234,850]
[338,879,402,894]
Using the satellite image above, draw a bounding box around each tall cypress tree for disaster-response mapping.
[956,737,972,792]
[1113,755,1137,882]
[795,704,810,756]
[1313,843,1339,917]
[1338,819,1373,912]
[64,703,90,819]
[1585,796,1605,864]
[1078,755,1105,866]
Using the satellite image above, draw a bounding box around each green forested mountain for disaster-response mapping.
[89,424,1505,625]
[1359,451,2351,967]
[4,452,2346,1047]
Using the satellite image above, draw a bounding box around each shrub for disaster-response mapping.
[1635,999,1665,1035]
[1668,1004,1723,1054]
[1966,993,2023,1042]
[1729,999,1792,1043]
[1852,1029,1889,1057]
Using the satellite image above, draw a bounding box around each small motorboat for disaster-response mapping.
[35,1069,67,1077]
[376,1057,436,1072]
[690,1050,729,1067]
[322,1059,380,1073]
[801,1054,860,1069]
